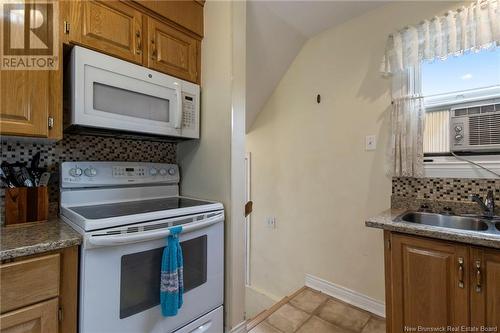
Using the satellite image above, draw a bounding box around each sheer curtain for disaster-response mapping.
[389,68,425,177]
[382,0,499,177]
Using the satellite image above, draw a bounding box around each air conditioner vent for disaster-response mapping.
[453,103,499,116]
[469,113,500,146]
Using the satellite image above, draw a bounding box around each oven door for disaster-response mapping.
[79,213,223,333]
[71,46,186,137]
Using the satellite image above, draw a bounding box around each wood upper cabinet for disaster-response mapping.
[133,1,204,37]
[146,17,200,83]
[0,71,50,137]
[67,0,143,64]
[470,247,500,329]
[388,233,470,332]
[0,0,62,139]
[0,298,58,333]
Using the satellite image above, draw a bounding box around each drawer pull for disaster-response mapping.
[475,260,482,293]
[458,257,464,288]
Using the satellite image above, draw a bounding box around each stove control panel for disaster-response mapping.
[112,166,147,178]
[61,162,179,188]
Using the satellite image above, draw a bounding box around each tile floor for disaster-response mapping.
[249,287,386,333]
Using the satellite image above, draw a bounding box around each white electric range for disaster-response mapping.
[60,161,224,333]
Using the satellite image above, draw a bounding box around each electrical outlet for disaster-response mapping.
[365,135,376,151]
[266,217,276,229]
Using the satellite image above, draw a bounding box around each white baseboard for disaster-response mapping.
[227,321,247,333]
[305,274,385,318]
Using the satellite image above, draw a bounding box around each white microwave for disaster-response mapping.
[68,46,200,139]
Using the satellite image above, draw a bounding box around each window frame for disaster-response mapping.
[421,74,500,179]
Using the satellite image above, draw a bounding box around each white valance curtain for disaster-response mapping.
[382,0,499,76]
[384,0,499,177]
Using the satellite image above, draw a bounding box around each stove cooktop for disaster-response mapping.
[67,197,214,220]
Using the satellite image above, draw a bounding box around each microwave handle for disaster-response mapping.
[86,212,223,247]
[174,82,183,129]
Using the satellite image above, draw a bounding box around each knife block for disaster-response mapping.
[5,187,49,226]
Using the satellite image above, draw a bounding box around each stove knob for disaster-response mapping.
[168,167,176,176]
[159,168,167,176]
[150,168,158,176]
[69,168,82,177]
[84,168,97,177]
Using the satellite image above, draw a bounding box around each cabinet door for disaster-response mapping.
[68,0,143,64]
[147,18,200,83]
[134,1,204,37]
[470,247,500,329]
[0,70,52,138]
[0,298,58,333]
[390,234,469,331]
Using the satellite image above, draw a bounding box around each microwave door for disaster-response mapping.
[79,65,180,136]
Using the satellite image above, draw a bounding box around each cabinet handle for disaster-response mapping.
[475,260,482,293]
[151,39,157,60]
[458,257,464,288]
[136,30,142,55]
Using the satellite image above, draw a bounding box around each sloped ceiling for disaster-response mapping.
[246,1,387,132]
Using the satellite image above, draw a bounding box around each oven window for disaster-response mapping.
[119,236,207,319]
[93,82,170,122]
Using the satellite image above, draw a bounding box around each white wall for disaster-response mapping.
[246,1,306,132]
[177,0,245,329]
[246,1,460,316]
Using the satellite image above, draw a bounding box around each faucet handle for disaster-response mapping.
[485,190,495,206]
[470,193,482,201]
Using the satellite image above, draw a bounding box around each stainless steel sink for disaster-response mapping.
[398,212,489,232]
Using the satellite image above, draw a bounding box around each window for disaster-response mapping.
[422,47,500,155]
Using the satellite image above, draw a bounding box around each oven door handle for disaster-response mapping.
[87,213,223,247]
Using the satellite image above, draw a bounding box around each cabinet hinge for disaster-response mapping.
[58,307,63,322]
[386,238,391,250]
[48,116,54,129]
[63,21,70,34]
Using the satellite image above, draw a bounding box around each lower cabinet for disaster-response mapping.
[0,246,78,333]
[0,298,58,333]
[470,247,500,328]
[385,232,500,333]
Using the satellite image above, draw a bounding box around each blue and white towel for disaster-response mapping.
[160,226,184,317]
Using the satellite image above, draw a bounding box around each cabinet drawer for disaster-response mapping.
[0,298,58,333]
[0,254,60,313]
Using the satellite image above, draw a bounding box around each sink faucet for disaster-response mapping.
[470,190,495,218]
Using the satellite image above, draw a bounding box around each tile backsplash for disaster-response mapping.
[392,177,500,215]
[393,177,500,202]
[1,134,177,222]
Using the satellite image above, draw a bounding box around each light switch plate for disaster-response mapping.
[365,135,376,151]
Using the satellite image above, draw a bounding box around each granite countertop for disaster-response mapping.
[0,219,82,260]
[366,208,500,249]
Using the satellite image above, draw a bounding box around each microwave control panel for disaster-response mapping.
[182,94,196,129]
